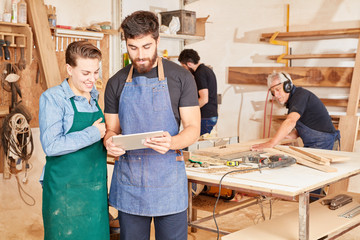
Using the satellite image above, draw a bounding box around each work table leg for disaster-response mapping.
[299,192,310,240]
[187,181,198,233]
[188,182,192,224]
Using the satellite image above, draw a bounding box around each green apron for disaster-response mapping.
[42,98,109,240]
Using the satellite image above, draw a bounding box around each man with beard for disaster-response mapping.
[103,11,200,240]
[178,49,218,136]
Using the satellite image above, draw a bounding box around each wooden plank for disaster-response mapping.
[260,28,360,41]
[301,149,350,162]
[27,0,62,88]
[346,36,360,116]
[289,146,330,164]
[338,115,359,152]
[320,98,354,107]
[273,146,328,166]
[268,53,356,60]
[228,67,353,87]
[273,146,337,172]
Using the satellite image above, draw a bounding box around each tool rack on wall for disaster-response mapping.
[0,22,33,66]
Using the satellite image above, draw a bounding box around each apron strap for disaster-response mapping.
[158,57,165,81]
[126,65,134,82]
[69,97,79,113]
[125,57,165,82]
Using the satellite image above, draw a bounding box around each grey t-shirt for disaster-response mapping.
[104,58,199,126]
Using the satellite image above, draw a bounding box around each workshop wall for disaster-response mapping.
[184,0,360,141]
[2,1,360,239]
[43,0,111,27]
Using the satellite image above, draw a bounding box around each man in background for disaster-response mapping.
[251,71,340,151]
[179,49,218,135]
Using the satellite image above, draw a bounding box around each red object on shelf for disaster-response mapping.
[56,25,72,29]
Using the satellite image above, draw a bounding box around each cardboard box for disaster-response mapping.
[160,10,196,35]
[195,15,209,37]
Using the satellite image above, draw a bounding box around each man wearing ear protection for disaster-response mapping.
[251,71,340,151]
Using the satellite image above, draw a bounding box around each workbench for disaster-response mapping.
[186,148,360,240]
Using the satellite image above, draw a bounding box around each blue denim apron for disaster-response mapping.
[109,58,188,216]
[296,121,340,150]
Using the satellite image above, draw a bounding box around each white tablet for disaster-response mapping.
[112,131,164,150]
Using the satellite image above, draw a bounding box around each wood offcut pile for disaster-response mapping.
[186,139,350,173]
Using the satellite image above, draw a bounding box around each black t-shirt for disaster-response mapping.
[286,86,336,133]
[104,58,199,126]
[194,64,218,118]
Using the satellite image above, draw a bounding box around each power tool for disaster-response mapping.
[266,154,297,168]
[226,154,296,169]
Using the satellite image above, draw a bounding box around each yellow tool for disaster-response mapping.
[226,160,240,167]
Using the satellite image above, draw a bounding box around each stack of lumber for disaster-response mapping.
[268,146,350,173]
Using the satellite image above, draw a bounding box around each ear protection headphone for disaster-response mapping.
[269,72,293,96]
[281,72,293,93]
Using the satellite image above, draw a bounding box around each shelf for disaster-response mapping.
[268,53,356,60]
[184,0,200,5]
[0,22,32,65]
[0,21,29,27]
[223,191,360,240]
[261,28,360,42]
[160,33,204,45]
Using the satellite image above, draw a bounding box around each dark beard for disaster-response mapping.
[132,52,158,74]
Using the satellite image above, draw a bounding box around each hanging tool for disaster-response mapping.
[18,47,26,70]
[3,40,11,60]
[0,39,3,59]
[60,37,64,51]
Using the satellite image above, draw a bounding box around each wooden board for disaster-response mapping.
[291,147,350,162]
[319,98,360,107]
[222,191,360,240]
[273,146,328,165]
[27,0,62,89]
[338,115,359,152]
[289,146,330,164]
[268,53,356,60]
[260,28,360,41]
[272,146,337,172]
[346,36,360,116]
[228,67,353,87]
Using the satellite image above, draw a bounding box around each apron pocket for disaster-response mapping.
[119,154,142,186]
[66,181,106,217]
[144,152,178,187]
[153,85,167,111]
